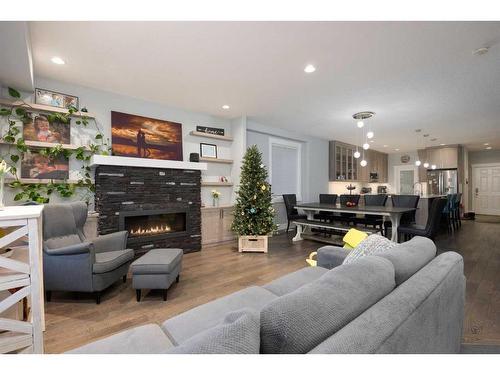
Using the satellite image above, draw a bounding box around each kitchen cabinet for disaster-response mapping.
[329,141,388,182]
[329,141,358,181]
[201,206,235,245]
[364,150,388,183]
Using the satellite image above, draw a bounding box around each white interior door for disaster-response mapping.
[473,164,500,215]
[394,166,418,194]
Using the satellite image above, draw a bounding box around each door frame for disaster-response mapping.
[471,162,500,213]
[393,165,418,194]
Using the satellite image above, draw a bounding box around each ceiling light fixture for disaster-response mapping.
[423,162,430,168]
[486,146,492,150]
[440,143,446,146]
[357,120,364,128]
[484,143,489,146]
[415,130,423,167]
[383,145,388,148]
[354,150,361,159]
[222,105,230,110]
[360,159,367,167]
[51,56,65,65]
[395,148,400,151]
[366,131,374,139]
[431,164,437,170]
[363,143,370,150]
[472,46,490,56]
[304,64,316,73]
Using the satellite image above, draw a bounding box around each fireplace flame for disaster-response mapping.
[130,224,172,237]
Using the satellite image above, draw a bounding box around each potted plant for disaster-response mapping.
[211,189,221,207]
[231,145,277,253]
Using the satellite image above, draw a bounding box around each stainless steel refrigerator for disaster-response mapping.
[427,169,458,195]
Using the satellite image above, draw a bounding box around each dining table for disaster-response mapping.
[294,202,417,243]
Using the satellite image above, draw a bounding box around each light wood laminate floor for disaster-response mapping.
[43,220,500,353]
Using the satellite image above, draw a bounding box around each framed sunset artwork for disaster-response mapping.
[111,111,183,161]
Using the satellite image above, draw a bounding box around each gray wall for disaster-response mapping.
[246,120,329,228]
[469,150,500,165]
[2,76,233,206]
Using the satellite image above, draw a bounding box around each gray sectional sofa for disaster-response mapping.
[68,236,465,354]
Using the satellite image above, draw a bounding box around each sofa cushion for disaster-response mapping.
[66,324,174,354]
[168,309,260,354]
[162,286,277,344]
[376,236,436,285]
[260,257,395,354]
[131,248,183,275]
[93,249,134,274]
[263,266,328,296]
[343,234,396,265]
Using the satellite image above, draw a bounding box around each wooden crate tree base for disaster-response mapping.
[238,235,268,253]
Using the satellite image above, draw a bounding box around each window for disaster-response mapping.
[269,137,302,201]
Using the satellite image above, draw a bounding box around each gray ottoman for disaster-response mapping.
[131,248,183,302]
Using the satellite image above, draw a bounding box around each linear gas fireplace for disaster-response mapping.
[119,209,188,242]
[95,165,202,255]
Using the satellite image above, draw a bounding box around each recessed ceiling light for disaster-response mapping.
[222,105,230,110]
[440,143,446,146]
[395,148,400,151]
[472,47,489,56]
[486,146,492,150]
[304,64,316,73]
[383,145,388,148]
[51,56,65,65]
[370,140,374,143]
[484,143,489,146]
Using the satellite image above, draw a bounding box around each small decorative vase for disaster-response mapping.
[213,197,219,207]
[0,175,4,210]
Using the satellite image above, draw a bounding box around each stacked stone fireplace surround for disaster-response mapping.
[95,165,201,256]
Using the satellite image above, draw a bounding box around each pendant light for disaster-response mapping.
[352,111,375,167]
[423,134,430,168]
[415,129,422,166]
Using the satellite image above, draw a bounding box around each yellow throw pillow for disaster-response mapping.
[305,252,317,267]
[343,228,368,249]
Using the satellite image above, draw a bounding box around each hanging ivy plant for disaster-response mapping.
[0,87,111,204]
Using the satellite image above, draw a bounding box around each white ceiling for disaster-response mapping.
[0,22,33,91]
[28,21,500,152]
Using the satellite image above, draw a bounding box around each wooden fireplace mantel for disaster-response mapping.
[90,155,207,171]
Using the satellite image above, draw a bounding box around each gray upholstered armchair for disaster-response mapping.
[42,202,134,304]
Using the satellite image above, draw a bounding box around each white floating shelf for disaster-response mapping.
[201,181,233,186]
[0,140,90,150]
[0,98,96,119]
[189,131,233,142]
[90,155,207,171]
[199,157,233,164]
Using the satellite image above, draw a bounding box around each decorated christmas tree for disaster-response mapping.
[232,145,277,236]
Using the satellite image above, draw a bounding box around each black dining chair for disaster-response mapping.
[283,194,307,232]
[398,198,447,242]
[313,194,338,222]
[384,194,420,238]
[332,194,360,225]
[354,194,388,235]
